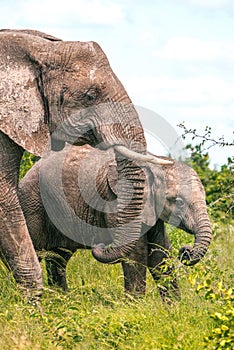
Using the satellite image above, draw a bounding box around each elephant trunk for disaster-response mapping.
[92,157,145,263]
[179,204,212,266]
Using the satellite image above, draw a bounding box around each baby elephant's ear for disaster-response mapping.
[142,169,157,227]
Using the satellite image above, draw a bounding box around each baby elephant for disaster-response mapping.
[18,145,211,301]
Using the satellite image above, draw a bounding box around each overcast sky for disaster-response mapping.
[1,0,233,166]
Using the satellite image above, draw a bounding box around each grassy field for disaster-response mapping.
[0,223,233,350]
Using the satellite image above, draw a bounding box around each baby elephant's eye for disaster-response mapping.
[83,86,101,106]
[175,197,184,207]
[85,91,96,102]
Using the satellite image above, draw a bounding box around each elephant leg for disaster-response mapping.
[147,220,180,303]
[45,248,73,291]
[0,132,43,296]
[121,236,148,296]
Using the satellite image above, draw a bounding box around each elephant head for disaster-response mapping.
[89,151,211,265]
[145,157,212,265]
[0,29,143,155]
[0,29,170,266]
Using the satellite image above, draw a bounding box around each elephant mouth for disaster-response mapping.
[51,118,173,166]
[72,139,91,146]
[178,221,194,235]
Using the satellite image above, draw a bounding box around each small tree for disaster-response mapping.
[179,124,234,223]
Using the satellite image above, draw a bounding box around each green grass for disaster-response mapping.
[0,223,233,350]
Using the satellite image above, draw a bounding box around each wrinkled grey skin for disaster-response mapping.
[18,145,211,300]
[0,29,158,293]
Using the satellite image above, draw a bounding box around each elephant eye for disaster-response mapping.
[82,86,101,106]
[167,196,176,206]
[59,86,68,105]
[175,197,184,207]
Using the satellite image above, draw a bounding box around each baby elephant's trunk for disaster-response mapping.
[179,204,212,265]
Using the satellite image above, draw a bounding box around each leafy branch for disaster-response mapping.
[178,122,234,151]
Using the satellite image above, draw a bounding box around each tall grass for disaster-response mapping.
[0,223,233,350]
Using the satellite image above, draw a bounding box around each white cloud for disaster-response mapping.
[125,75,234,107]
[139,31,159,46]
[174,105,230,122]
[188,0,234,8]
[125,73,234,165]
[154,37,234,61]
[1,0,125,27]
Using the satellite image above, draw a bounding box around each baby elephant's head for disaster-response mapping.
[151,160,212,266]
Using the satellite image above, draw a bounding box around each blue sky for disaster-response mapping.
[1,0,233,166]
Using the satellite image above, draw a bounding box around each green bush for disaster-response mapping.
[192,279,234,349]
[19,152,40,180]
[185,223,234,350]
[185,144,234,223]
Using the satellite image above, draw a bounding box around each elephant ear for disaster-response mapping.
[107,162,157,227]
[0,63,49,156]
[0,30,61,156]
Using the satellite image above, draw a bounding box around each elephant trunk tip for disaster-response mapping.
[92,243,122,264]
[178,244,209,266]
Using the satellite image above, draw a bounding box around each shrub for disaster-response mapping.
[19,152,40,180]
[185,144,234,223]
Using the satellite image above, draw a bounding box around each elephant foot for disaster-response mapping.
[45,249,72,291]
[124,291,145,303]
[148,258,181,303]
[19,284,43,309]
[122,260,147,296]
[46,260,68,291]
[157,279,181,304]
[124,284,147,297]
[120,237,148,296]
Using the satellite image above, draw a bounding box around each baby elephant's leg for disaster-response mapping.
[45,248,73,291]
[121,235,148,296]
[147,220,180,302]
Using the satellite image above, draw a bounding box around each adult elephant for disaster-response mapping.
[18,145,212,300]
[0,29,170,294]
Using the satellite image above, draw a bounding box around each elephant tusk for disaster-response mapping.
[114,145,173,165]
